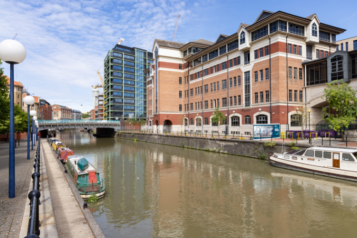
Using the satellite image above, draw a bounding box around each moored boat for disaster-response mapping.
[66,156,105,199]
[56,147,75,163]
[270,147,357,182]
[52,141,65,152]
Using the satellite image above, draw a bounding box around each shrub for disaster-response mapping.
[88,194,98,203]
[289,142,295,147]
[218,148,221,152]
[264,141,276,147]
[291,146,300,150]
[258,151,266,160]
[182,142,185,148]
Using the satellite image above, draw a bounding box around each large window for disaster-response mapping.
[244,72,250,107]
[306,61,327,86]
[319,31,330,42]
[331,55,344,81]
[291,114,302,126]
[220,46,226,55]
[251,26,268,41]
[245,116,251,124]
[265,68,269,80]
[231,116,240,126]
[354,40,357,50]
[240,31,245,44]
[228,40,238,51]
[289,23,304,36]
[255,92,258,103]
[205,117,209,125]
[256,115,268,124]
[244,51,250,64]
[209,49,218,60]
[352,54,357,79]
[222,98,227,107]
[222,62,227,70]
[222,79,227,89]
[312,23,317,37]
[266,91,269,102]
[270,20,287,33]
[196,118,201,126]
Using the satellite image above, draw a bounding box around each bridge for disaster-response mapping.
[38,120,121,137]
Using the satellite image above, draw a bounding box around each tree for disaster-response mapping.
[82,113,90,119]
[322,81,357,132]
[0,59,10,134]
[211,107,226,126]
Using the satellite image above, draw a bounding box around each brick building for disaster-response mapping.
[146,10,345,134]
[6,77,23,109]
[52,104,72,120]
[39,99,52,120]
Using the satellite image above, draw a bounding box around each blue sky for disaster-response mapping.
[1,0,356,113]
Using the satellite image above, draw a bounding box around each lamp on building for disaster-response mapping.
[24,96,35,160]
[259,108,261,112]
[0,39,26,198]
[30,111,36,150]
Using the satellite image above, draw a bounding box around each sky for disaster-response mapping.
[1,0,356,113]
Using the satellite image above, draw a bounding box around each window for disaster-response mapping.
[252,26,268,41]
[195,88,197,95]
[341,43,343,51]
[299,68,302,80]
[205,101,208,109]
[230,78,232,87]
[289,23,304,36]
[214,82,216,91]
[230,97,232,106]
[190,89,193,96]
[220,46,226,55]
[203,55,207,62]
[228,40,238,51]
[331,55,344,81]
[204,117,209,125]
[299,46,302,56]
[244,72,250,107]
[259,48,263,57]
[238,76,241,86]
[210,100,213,108]
[294,90,297,101]
[217,99,220,107]
[179,77,182,84]
[315,151,323,158]
[305,150,314,157]
[260,70,263,81]
[346,42,349,51]
[244,51,250,64]
[222,98,227,107]
[217,81,219,90]
[265,68,269,80]
[209,49,218,60]
[238,95,241,105]
[289,67,292,78]
[190,118,193,125]
[354,40,357,50]
[256,115,267,124]
[184,104,186,111]
[312,23,317,37]
[238,56,241,65]
[306,45,312,59]
[255,92,258,103]
[231,116,240,126]
[291,114,301,126]
[266,91,269,102]
[254,50,258,59]
[294,67,297,79]
[240,31,245,44]
[306,61,327,86]
[179,104,182,111]
[205,84,208,93]
[319,31,330,42]
[196,118,202,126]
[288,44,292,53]
[265,46,269,55]
[299,91,303,102]
[245,116,251,124]
[179,91,182,98]
[294,45,297,54]
[255,71,258,82]
[342,153,355,161]
[324,151,331,159]
[222,62,227,70]
[234,96,237,105]
[216,64,220,72]
[234,77,236,86]
[204,69,208,75]
[195,102,197,110]
[352,54,357,79]
[260,91,263,102]
[222,80,227,89]
[320,50,324,59]
[289,90,292,101]
[270,20,287,33]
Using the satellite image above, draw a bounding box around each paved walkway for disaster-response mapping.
[0,140,35,238]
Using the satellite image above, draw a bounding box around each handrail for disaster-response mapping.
[26,138,41,238]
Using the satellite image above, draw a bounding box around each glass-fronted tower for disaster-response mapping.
[104,44,153,120]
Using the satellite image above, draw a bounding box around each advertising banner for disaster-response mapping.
[253,124,280,140]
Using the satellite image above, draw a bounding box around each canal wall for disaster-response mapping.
[117,132,311,159]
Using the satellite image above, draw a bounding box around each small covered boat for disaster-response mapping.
[270,147,357,182]
[52,141,65,152]
[66,156,105,199]
[48,138,58,144]
[56,147,75,163]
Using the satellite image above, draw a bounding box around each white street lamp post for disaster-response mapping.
[30,111,36,150]
[0,39,26,198]
[24,96,35,160]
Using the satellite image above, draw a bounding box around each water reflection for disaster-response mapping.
[58,130,357,238]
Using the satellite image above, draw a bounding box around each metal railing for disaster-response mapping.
[38,119,121,124]
[26,138,41,238]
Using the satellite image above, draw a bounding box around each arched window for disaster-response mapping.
[196,118,202,126]
[312,23,317,37]
[190,118,193,125]
[291,114,302,126]
[149,121,152,126]
[244,116,251,125]
[184,118,188,126]
[231,116,240,126]
[256,115,268,124]
[240,31,245,45]
[204,117,209,125]
[212,118,218,126]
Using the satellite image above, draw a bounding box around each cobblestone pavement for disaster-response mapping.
[0,140,35,238]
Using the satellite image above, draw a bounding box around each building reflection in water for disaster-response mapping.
[57,131,357,238]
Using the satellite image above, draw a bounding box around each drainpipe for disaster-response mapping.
[226,54,229,134]
[269,35,272,123]
[286,33,289,132]
[187,62,190,132]
[201,65,204,133]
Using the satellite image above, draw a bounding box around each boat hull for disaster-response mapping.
[269,156,357,183]
[81,190,106,200]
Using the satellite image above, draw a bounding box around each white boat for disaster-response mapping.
[270,147,357,182]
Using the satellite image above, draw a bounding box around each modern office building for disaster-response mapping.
[146,10,346,134]
[91,87,103,120]
[103,44,153,120]
[337,36,357,51]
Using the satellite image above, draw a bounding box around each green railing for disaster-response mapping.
[76,178,105,195]
[38,119,121,124]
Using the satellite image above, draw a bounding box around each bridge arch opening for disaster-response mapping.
[163,120,172,133]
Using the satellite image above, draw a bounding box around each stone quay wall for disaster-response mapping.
[116,132,311,159]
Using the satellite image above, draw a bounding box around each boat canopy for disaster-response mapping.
[78,158,89,171]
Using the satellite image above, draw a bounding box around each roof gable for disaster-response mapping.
[254,10,274,23]
[215,34,229,43]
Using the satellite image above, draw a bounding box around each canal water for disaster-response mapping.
[58,130,357,238]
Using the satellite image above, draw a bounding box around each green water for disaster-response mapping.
[58,130,357,238]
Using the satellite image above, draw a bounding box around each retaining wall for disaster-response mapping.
[117,132,311,159]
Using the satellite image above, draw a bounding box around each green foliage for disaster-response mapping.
[182,142,185,147]
[205,148,209,151]
[138,119,146,126]
[211,107,226,126]
[322,81,357,131]
[289,142,295,147]
[264,141,276,147]
[81,113,90,119]
[218,148,221,152]
[291,147,300,150]
[87,194,98,203]
[133,138,138,142]
[258,151,266,160]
